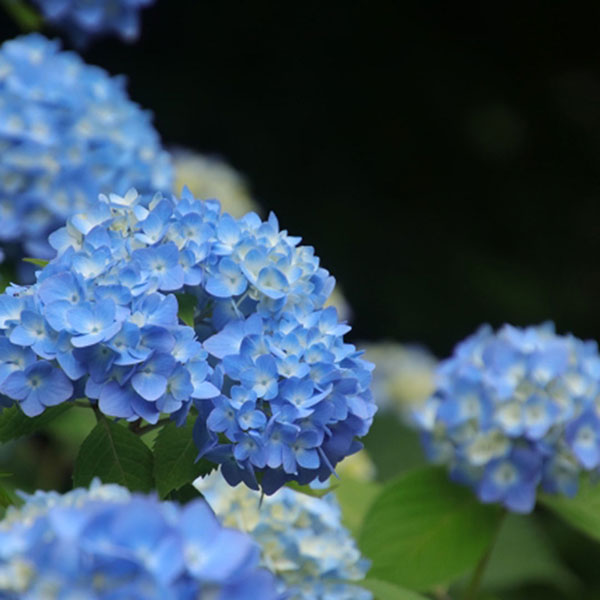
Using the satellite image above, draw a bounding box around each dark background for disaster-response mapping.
[3,2,600,357]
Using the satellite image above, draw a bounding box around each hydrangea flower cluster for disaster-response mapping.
[0,191,219,422]
[0,187,375,492]
[32,0,155,45]
[0,480,279,599]
[416,322,600,513]
[196,470,372,600]
[0,34,171,263]
[171,148,355,321]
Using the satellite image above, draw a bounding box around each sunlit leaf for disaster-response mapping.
[359,467,503,590]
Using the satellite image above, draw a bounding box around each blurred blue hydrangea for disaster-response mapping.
[0,34,171,263]
[416,322,600,513]
[0,479,279,599]
[0,187,375,493]
[196,470,372,600]
[32,0,155,45]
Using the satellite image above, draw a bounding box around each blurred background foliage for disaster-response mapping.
[3,2,600,598]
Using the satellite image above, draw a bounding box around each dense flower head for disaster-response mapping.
[171,147,356,321]
[0,215,218,423]
[416,322,600,513]
[32,0,155,45]
[0,480,279,599]
[195,470,372,600]
[0,187,375,492]
[0,34,171,263]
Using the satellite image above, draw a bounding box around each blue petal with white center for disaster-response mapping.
[0,360,72,416]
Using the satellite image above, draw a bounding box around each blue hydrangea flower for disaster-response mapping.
[0,187,375,492]
[10,188,374,491]
[1,360,73,416]
[32,0,155,46]
[0,480,280,599]
[195,470,372,600]
[0,197,219,422]
[416,323,600,513]
[0,34,171,264]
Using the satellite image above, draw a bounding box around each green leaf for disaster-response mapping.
[0,490,12,508]
[359,466,503,591]
[285,480,339,498]
[0,0,42,30]
[73,416,154,492]
[540,475,600,542]
[153,420,216,498]
[0,474,20,509]
[0,483,14,508]
[175,293,196,327]
[336,476,382,537]
[44,406,97,451]
[363,418,427,482]
[0,264,15,293]
[22,257,49,268]
[359,579,428,600]
[0,404,72,443]
[480,514,578,593]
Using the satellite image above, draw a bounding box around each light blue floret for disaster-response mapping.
[417,323,600,513]
[0,480,280,599]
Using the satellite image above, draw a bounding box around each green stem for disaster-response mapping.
[463,511,506,600]
[0,0,43,31]
[91,403,102,423]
